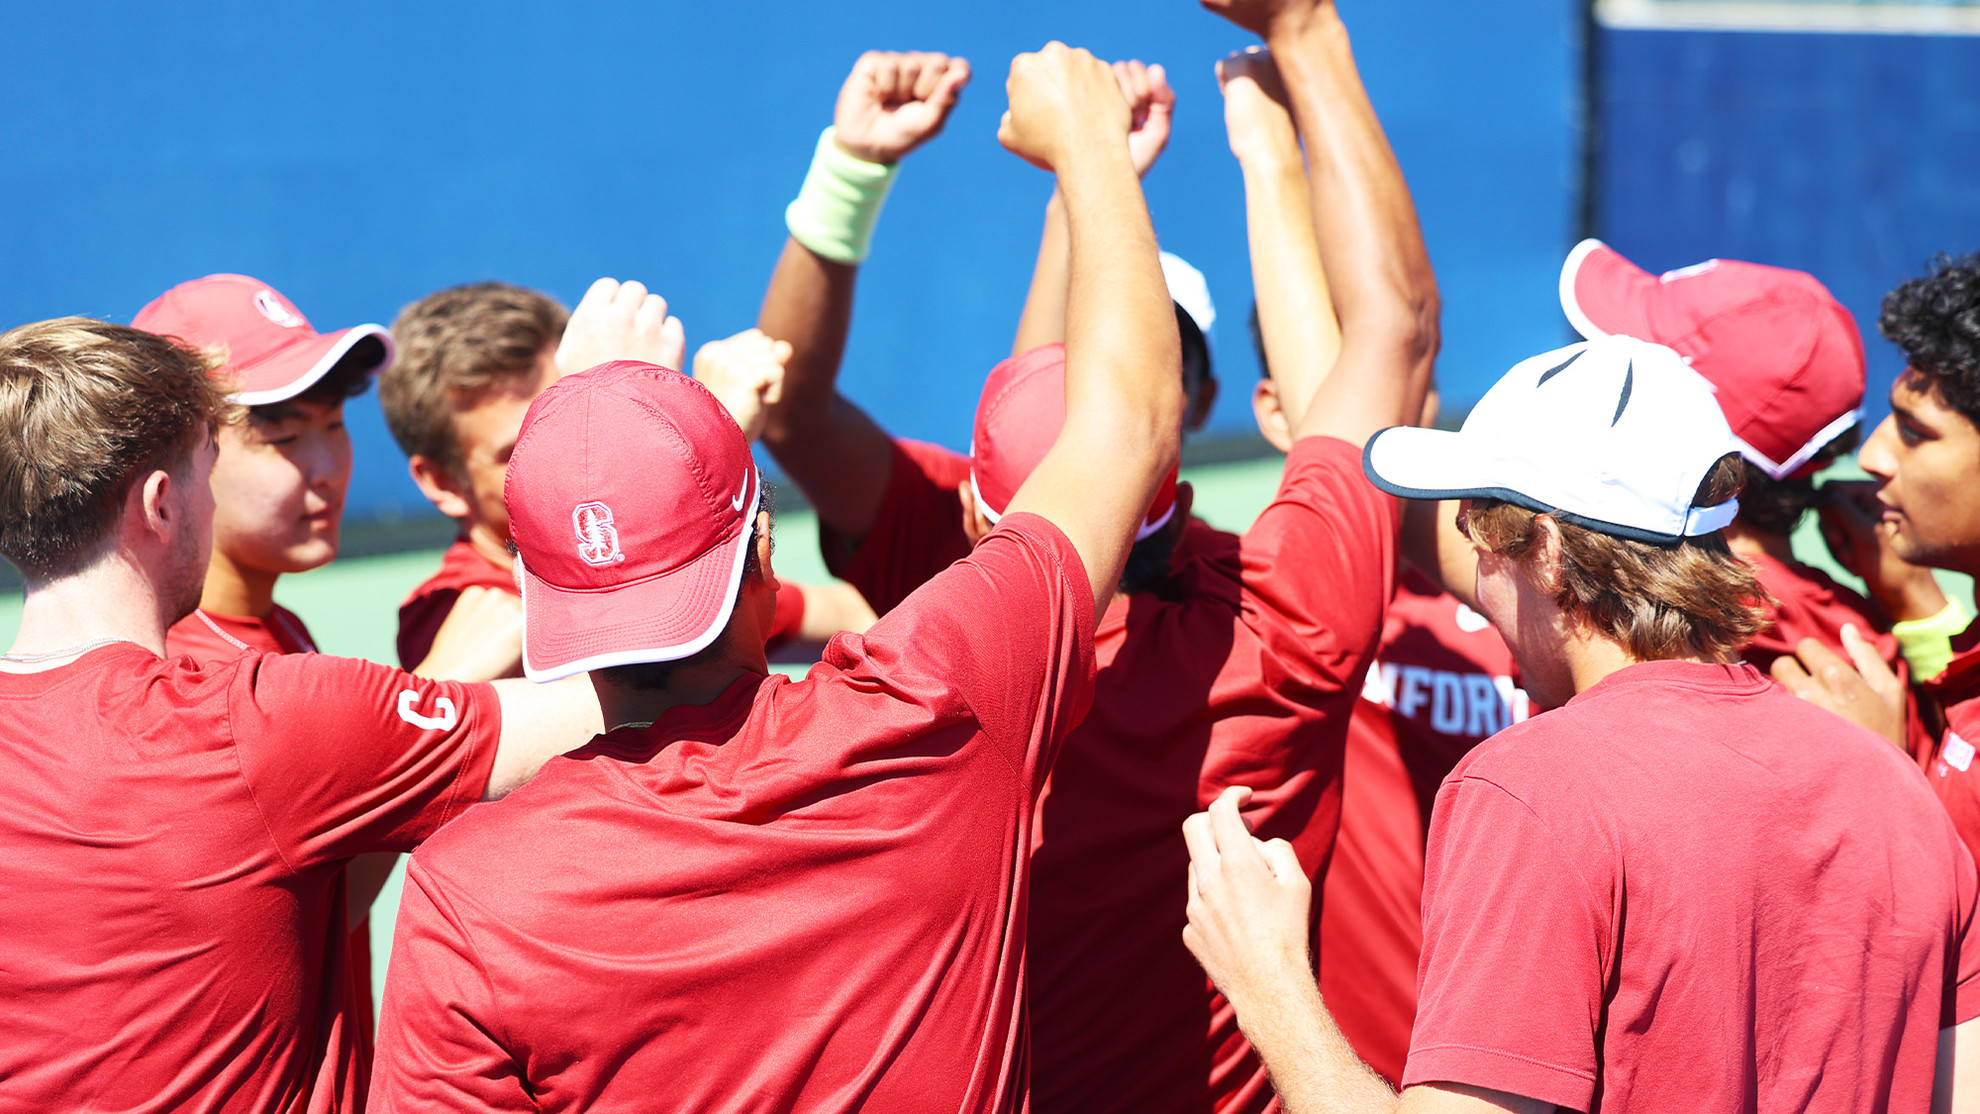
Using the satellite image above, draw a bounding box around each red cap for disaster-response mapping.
[133,274,393,405]
[969,344,1178,541]
[1559,239,1864,479]
[504,361,761,682]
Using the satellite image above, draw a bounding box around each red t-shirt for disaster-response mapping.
[824,435,1396,1114]
[0,644,500,1113]
[168,603,319,658]
[369,514,1095,1113]
[1318,570,1529,1086]
[398,536,808,671]
[1406,660,1980,1111]
[1742,549,1899,676]
[1922,621,1980,868]
[166,604,381,1064]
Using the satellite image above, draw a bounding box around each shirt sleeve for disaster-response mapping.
[396,587,460,672]
[228,652,502,869]
[821,512,1096,784]
[1949,822,1980,1027]
[1403,774,1611,1111]
[1240,436,1400,696]
[821,437,975,616]
[368,859,535,1112]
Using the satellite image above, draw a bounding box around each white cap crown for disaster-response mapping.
[1364,335,1742,543]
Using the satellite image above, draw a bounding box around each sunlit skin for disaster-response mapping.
[408,346,559,572]
[200,397,352,619]
[1858,368,1980,583]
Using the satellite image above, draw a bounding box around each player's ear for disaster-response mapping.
[408,455,472,521]
[1251,379,1293,453]
[1530,514,1567,595]
[753,509,779,592]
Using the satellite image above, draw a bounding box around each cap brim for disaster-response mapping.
[232,324,394,405]
[1559,238,1658,343]
[1361,425,1509,503]
[518,479,760,682]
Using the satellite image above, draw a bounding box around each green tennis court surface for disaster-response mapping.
[0,452,1964,1011]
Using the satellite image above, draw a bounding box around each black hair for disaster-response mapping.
[272,333,386,412]
[1177,302,1214,398]
[1879,252,1980,425]
[1736,425,1860,536]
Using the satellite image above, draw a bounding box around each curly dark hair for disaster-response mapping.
[1879,252,1980,424]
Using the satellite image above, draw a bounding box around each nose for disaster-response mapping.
[1858,415,1898,483]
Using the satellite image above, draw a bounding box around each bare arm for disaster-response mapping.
[1220,2,1435,447]
[483,675,605,800]
[1221,47,1340,436]
[756,52,971,541]
[1402,497,1478,608]
[1937,1019,1980,1114]
[1012,61,1174,356]
[1184,789,1548,1114]
[997,43,1186,610]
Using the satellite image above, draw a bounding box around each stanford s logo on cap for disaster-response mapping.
[252,289,306,328]
[572,502,625,566]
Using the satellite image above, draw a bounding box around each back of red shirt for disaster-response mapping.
[370,515,1094,1113]
[0,646,498,1114]
[1319,572,1528,1086]
[1407,661,1980,1112]
[825,436,1397,1114]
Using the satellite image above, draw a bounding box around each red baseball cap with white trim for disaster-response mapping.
[504,360,761,682]
[133,274,393,406]
[1559,239,1864,480]
[969,343,1178,541]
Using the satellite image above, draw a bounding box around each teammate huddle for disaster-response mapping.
[5,0,1980,1111]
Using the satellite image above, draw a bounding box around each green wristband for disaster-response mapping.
[1893,597,1974,682]
[784,127,899,265]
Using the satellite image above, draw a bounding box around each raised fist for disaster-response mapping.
[1106,60,1176,178]
[1200,0,1328,39]
[555,278,686,379]
[1216,46,1296,161]
[834,51,972,165]
[998,42,1131,173]
[693,329,793,445]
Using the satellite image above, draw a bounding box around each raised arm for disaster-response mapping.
[997,43,1185,611]
[1219,46,1341,446]
[484,675,606,800]
[1012,61,1174,356]
[756,51,970,541]
[1208,0,1437,447]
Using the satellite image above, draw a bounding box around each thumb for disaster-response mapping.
[1259,838,1303,885]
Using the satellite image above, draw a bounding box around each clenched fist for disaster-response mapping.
[555,278,686,379]
[1217,46,1296,163]
[1200,0,1329,39]
[1113,60,1175,178]
[693,329,793,445]
[998,42,1131,172]
[834,51,971,165]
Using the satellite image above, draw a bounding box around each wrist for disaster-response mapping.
[786,126,900,265]
[1264,3,1338,47]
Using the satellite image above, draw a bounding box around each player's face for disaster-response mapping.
[1466,504,1577,707]
[449,360,552,545]
[168,433,220,621]
[208,397,353,576]
[1858,368,1980,576]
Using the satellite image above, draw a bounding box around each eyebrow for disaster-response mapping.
[249,404,307,425]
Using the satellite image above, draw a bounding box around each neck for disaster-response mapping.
[1723,520,1794,566]
[10,554,178,663]
[465,521,516,574]
[200,550,277,619]
[593,644,770,731]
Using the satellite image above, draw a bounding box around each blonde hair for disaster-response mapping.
[0,318,226,578]
[1463,453,1769,662]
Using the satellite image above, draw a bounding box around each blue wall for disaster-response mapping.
[1597,22,1980,425]
[1,1,1577,521]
